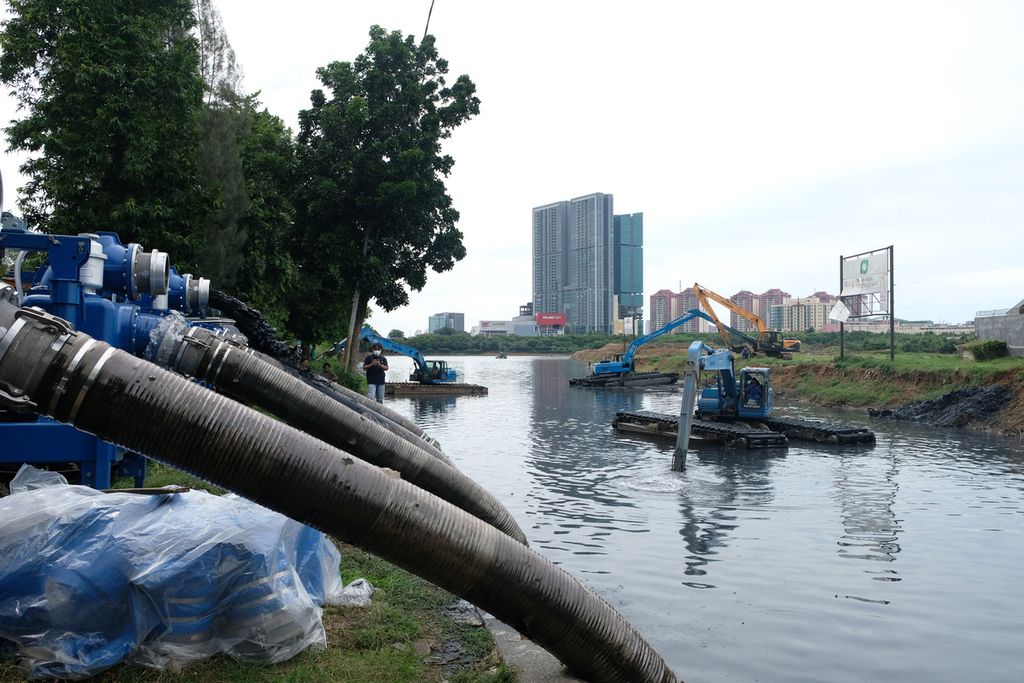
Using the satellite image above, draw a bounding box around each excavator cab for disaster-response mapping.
[738,367,772,419]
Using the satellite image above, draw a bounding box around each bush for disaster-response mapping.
[959,339,1008,361]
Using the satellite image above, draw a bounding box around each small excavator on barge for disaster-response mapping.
[613,340,875,449]
[570,309,717,387]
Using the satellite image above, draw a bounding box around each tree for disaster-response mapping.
[388,329,405,339]
[0,0,209,264]
[193,0,249,286]
[231,103,298,332]
[294,26,479,367]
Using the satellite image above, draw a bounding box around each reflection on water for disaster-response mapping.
[407,395,458,418]
[388,356,1024,683]
[677,450,782,589]
[526,358,650,555]
[833,448,902,580]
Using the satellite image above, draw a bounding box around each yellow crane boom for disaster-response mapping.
[691,282,801,358]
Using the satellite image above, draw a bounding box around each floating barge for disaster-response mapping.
[386,382,488,397]
[613,409,875,448]
[613,410,788,449]
[569,372,679,388]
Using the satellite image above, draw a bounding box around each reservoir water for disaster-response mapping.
[385,354,1024,683]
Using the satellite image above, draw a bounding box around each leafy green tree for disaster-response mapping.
[0,0,209,263]
[193,0,249,286]
[388,329,405,339]
[232,103,299,332]
[294,26,479,366]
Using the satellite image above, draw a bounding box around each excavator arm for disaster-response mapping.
[331,327,457,383]
[592,308,716,375]
[692,282,800,357]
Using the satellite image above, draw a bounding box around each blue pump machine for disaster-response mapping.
[0,226,212,488]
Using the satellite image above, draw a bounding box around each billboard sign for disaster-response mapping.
[536,313,566,326]
[841,252,888,297]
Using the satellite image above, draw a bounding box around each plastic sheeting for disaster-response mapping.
[0,467,344,679]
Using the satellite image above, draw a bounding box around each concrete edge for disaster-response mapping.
[482,613,583,682]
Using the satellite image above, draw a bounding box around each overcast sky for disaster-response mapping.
[3,1,1022,333]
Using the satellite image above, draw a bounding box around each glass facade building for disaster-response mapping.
[532,193,620,334]
[614,213,644,322]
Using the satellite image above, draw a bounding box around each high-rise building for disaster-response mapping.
[676,287,704,332]
[649,289,677,331]
[614,213,643,326]
[649,287,706,333]
[532,193,625,334]
[729,290,758,331]
[428,312,465,333]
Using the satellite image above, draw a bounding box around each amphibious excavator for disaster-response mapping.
[613,340,875,450]
[570,308,717,387]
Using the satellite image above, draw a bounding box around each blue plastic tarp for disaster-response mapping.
[0,467,343,679]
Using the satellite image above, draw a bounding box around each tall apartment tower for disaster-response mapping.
[613,213,643,325]
[649,289,677,331]
[649,287,704,333]
[730,290,758,331]
[532,193,618,334]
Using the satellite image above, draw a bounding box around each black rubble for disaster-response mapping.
[869,384,1012,428]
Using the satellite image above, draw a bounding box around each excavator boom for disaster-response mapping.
[692,282,800,357]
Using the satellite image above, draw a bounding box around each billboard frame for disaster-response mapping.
[838,245,894,361]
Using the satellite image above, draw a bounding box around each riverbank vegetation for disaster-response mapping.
[0,2,478,357]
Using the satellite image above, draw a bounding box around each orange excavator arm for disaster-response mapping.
[692,283,768,334]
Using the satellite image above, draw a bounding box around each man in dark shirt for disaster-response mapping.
[363,342,389,403]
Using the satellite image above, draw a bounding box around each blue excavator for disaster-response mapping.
[571,308,718,387]
[614,340,875,458]
[332,327,457,384]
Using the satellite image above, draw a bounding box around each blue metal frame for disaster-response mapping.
[0,229,175,488]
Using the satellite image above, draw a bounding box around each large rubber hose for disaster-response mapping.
[0,298,681,683]
[146,321,524,544]
[251,347,451,466]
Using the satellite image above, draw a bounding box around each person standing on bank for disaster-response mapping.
[363,342,389,403]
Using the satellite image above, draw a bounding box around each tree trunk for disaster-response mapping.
[340,231,370,370]
[348,293,370,375]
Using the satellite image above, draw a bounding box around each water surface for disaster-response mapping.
[385,354,1024,683]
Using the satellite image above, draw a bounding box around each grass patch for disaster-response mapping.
[645,347,1024,407]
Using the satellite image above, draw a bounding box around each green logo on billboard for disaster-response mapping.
[860,259,869,274]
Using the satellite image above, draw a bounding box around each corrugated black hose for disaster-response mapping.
[0,294,681,683]
[249,347,453,467]
[145,321,524,544]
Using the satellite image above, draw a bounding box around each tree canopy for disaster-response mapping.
[0,0,209,264]
[292,25,479,353]
[0,9,479,357]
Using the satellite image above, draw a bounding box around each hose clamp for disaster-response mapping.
[0,317,28,361]
[66,346,116,423]
[15,306,75,337]
[47,338,98,415]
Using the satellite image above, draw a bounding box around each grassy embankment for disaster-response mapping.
[0,464,513,683]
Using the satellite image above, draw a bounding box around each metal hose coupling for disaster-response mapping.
[0,303,681,683]
[146,316,527,545]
